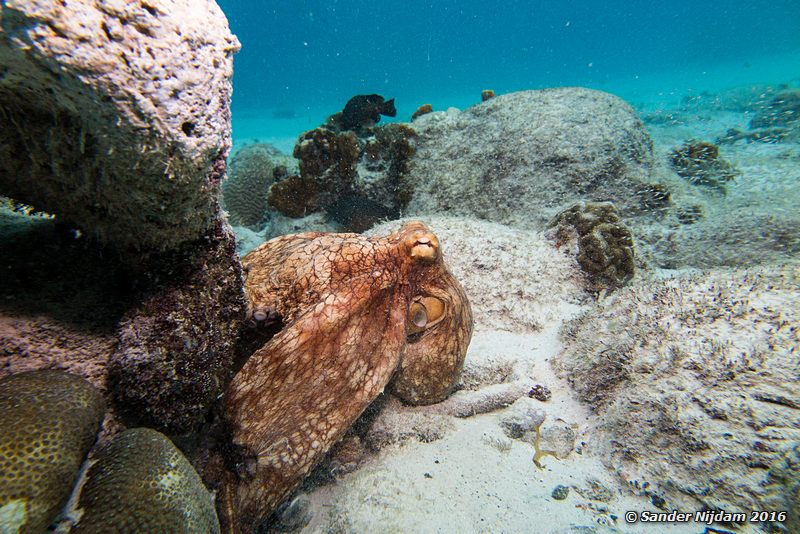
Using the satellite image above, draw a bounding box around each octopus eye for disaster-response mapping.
[410,303,428,328]
[407,296,446,335]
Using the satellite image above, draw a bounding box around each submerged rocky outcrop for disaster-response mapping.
[0,0,240,251]
[404,88,667,229]
[0,370,219,532]
[0,0,246,438]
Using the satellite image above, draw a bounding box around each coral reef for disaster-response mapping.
[404,88,664,229]
[555,265,800,531]
[294,127,359,179]
[0,369,220,532]
[1,0,247,440]
[267,123,417,232]
[268,126,377,231]
[222,143,294,229]
[0,206,246,442]
[327,94,397,133]
[212,222,472,531]
[0,370,105,533]
[548,202,635,291]
[411,103,434,121]
[356,124,417,212]
[670,140,738,189]
[109,217,246,436]
[266,174,321,219]
[0,0,239,252]
[74,428,220,533]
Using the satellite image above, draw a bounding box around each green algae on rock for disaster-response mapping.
[0,370,105,533]
[74,428,219,534]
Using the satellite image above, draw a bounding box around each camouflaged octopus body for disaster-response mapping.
[221,221,473,532]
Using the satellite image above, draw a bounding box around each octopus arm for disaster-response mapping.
[222,281,408,531]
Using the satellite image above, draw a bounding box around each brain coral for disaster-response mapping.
[548,201,635,291]
[0,370,105,533]
[75,428,220,533]
[222,143,294,229]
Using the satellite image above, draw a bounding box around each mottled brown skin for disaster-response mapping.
[221,221,472,532]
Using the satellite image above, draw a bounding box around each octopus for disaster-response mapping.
[218,221,473,532]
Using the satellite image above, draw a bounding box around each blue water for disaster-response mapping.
[217,0,800,144]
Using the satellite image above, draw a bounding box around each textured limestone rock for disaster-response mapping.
[0,371,105,533]
[555,264,800,530]
[0,0,240,251]
[405,88,664,230]
[109,217,246,435]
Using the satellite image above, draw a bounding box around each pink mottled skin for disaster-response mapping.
[218,221,473,532]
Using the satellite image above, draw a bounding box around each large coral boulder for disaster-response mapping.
[74,428,220,533]
[0,0,240,251]
[405,88,665,229]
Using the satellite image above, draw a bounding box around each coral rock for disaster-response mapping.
[411,103,434,121]
[267,174,321,219]
[405,88,659,229]
[670,140,738,189]
[548,202,635,291]
[108,218,246,435]
[556,265,800,521]
[0,0,240,251]
[275,124,417,232]
[223,144,294,229]
[749,89,800,129]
